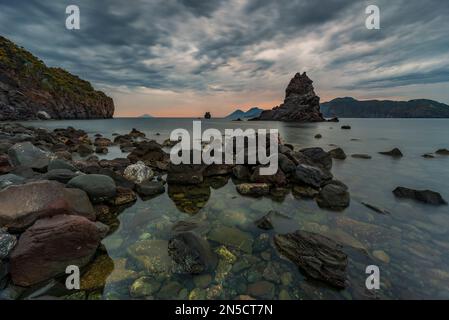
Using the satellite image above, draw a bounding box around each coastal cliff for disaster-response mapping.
[0,36,114,120]
[255,72,324,122]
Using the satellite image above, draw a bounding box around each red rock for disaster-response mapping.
[0,180,95,231]
[10,215,108,286]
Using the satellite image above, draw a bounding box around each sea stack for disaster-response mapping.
[255,72,324,122]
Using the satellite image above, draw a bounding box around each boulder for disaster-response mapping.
[0,173,25,190]
[47,159,77,172]
[436,149,449,155]
[167,163,206,185]
[299,147,332,170]
[10,215,108,287]
[341,125,351,130]
[67,174,117,203]
[0,228,17,259]
[293,164,325,188]
[94,137,112,147]
[250,167,287,187]
[8,142,51,171]
[136,181,165,198]
[329,147,346,160]
[76,144,94,157]
[236,183,270,197]
[168,232,217,274]
[127,141,169,170]
[0,180,95,231]
[123,161,154,184]
[109,187,137,206]
[274,230,348,289]
[232,165,251,180]
[316,182,350,210]
[43,169,79,184]
[379,148,403,157]
[393,187,447,205]
[278,154,296,174]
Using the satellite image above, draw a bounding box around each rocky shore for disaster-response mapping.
[0,122,447,300]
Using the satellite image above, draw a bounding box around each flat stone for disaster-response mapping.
[393,187,447,205]
[208,226,253,254]
[0,180,95,231]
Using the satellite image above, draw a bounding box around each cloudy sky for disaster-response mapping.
[1,0,448,117]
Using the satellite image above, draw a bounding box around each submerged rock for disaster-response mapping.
[274,230,348,289]
[8,142,51,171]
[247,281,275,299]
[123,161,154,184]
[10,215,108,286]
[341,125,351,130]
[393,187,447,205]
[130,277,161,298]
[208,226,254,254]
[168,232,217,274]
[255,213,274,230]
[379,148,403,157]
[136,181,165,198]
[236,183,270,197]
[0,180,95,231]
[293,164,325,188]
[351,154,371,159]
[436,148,449,155]
[316,182,350,210]
[67,174,117,203]
[127,240,173,274]
[362,202,390,215]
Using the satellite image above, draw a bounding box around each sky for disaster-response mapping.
[1,0,448,117]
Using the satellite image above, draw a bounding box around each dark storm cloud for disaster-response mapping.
[0,0,448,96]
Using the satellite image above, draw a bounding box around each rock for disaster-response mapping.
[0,180,95,231]
[43,169,79,184]
[168,184,210,214]
[422,153,435,158]
[232,165,251,180]
[94,137,112,147]
[255,72,324,122]
[80,255,114,290]
[37,111,51,120]
[393,187,447,205]
[47,159,77,172]
[436,149,449,155]
[158,281,183,299]
[236,183,270,197]
[292,185,319,198]
[255,213,274,230]
[10,215,108,286]
[193,274,212,289]
[109,187,137,206]
[8,142,50,171]
[136,181,165,198]
[316,182,350,210]
[129,128,145,138]
[130,277,161,298]
[127,141,169,170]
[329,147,346,160]
[77,144,94,157]
[127,240,173,274]
[293,164,325,188]
[203,164,234,177]
[314,134,322,139]
[167,163,206,185]
[208,226,254,254]
[341,125,351,130]
[373,250,390,264]
[300,147,332,170]
[0,36,114,120]
[274,230,348,289]
[379,148,403,157]
[123,161,154,184]
[95,146,108,154]
[0,173,25,190]
[250,167,287,187]
[351,154,371,159]
[67,174,117,203]
[168,232,217,274]
[0,228,17,259]
[247,281,275,299]
[361,202,390,215]
[278,154,296,174]
[0,154,13,174]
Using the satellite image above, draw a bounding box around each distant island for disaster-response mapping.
[321,97,449,118]
[139,114,154,118]
[0,36,114,121]
[225,107,263,120]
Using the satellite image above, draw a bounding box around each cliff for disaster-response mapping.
[255,72,324,122]
[0,36,114,120]
[321,97,449,118]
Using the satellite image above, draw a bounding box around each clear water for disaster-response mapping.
[22,118,449,300]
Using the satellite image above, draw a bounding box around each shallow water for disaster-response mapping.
[22,118,449,300]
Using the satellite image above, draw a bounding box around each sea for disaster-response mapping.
[18,118,449,300]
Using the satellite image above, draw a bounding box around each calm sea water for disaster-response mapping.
[21,118,449,299]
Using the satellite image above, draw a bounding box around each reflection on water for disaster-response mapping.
[23,118,449,300]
